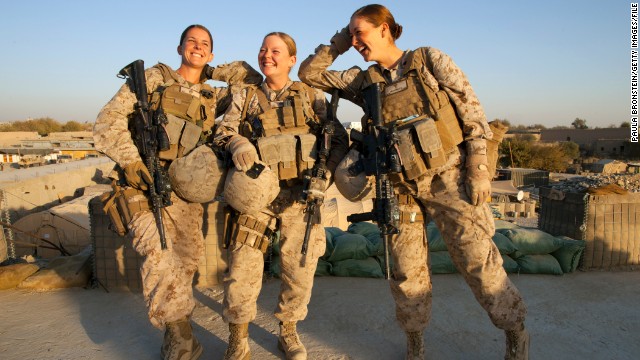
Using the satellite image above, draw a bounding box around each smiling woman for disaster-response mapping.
[211,31,349,359]
[92,23,263,360]
[298,3,530,359]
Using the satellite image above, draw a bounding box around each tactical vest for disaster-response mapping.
[240,83,321,180]
[363,48,465,180]
[149,63,217,160]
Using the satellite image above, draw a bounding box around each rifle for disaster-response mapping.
[300,91,339,258]
[118,59,172,250]
[346,83,401,279]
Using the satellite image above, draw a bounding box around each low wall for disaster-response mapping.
[0,158,114,221]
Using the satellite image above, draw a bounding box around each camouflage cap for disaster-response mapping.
[334,148,375,202]
[168,145,226,203]
[222,162,279,215]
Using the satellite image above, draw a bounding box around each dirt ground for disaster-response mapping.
[1,271,639,360]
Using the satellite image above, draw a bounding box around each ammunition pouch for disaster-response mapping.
[256,133,318,180]
[158,114,203,160]
[224,210,275,254]
[100,181,151,236]
[397,194,424,224]
[395,118,447,180]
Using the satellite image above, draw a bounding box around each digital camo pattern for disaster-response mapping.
[390,149,527,332]
[94,62,253,329]
[223,187,326,323]
[299,44,493,139]
[94,61,259,167]
[128,193,205,329]
[219,80,337,325]
[299,41,525,332]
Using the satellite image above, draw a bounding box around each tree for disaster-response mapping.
[621,121,631,128]
[61,120,86,132]
[558,141,580,161]
[492,118,511,127]
[0,118,92,134]
[499,138,576,172]
[571,117,588,129]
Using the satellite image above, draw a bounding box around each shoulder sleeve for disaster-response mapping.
[213,86,254,146]
[93,67,164,166]
[209,61,263,86]
[298,44,366,108]
[423,47,492,139]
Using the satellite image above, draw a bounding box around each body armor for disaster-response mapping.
[362,48,465,180]
[150,63,217,160]
[240,83,321,181]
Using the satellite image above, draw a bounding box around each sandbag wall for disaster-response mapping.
[539,187,640,270]
[270,220,586,278]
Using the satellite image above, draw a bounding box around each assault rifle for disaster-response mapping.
[300,91,339,258]
[346,83,401,279]
[118,59,172,250]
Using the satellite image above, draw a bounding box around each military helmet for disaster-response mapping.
[334,148,375,201]
[168,145,226,203]
[222,162,279,215]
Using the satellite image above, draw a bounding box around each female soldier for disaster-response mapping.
[298,5,529,360]
[215,32,348,360]
[94,24,261,360]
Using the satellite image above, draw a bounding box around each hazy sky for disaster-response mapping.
[0,0,628,128]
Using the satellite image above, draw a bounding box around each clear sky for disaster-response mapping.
[0,0,629,128]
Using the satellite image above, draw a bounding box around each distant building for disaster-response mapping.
[540,128,636,157]
[0,131,99,163]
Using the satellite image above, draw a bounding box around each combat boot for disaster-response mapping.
[405,331,425,360]
[278,321,307,360]
[160,317,202,360]
[505,324,530,360]
[224,322,250,360]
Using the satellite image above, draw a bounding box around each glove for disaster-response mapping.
[465,164,491,206]
[227,135,258,172]
[330,26,352,55]
[123,161,153,191]
[464,138,491,206]
[200,64,214,82]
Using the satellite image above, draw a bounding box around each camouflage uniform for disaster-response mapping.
[94,62,259,329]
[216,81,348,324]
[299,45,527,333]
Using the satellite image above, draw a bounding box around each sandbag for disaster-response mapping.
[323,227,345,259]
[326,233,371,263]
[429,251,458,274]
[0,263,40,290]
[331,257,384,278]
[494,219,520,229]
[347,222,381,244]
[492,232,518,256]
[315,259,332,276]
[427,222,447,252]
[551,236,586,273]
[501,255,520,273]
[498,228,564,257]
[18,246,92,290]
[516,254,563,275]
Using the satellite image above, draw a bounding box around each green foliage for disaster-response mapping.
[558,141,580,160]
[500,138,575,172]
[571,117,588,129]
[620,121,631,128]
[0,118,92,135]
